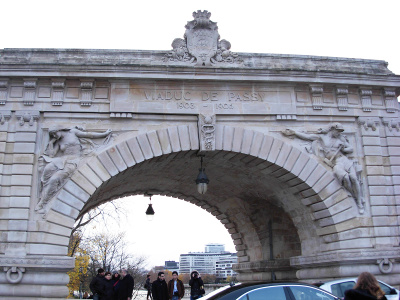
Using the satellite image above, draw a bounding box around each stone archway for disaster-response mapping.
[39,125,354,285]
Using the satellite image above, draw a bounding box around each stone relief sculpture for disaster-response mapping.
[163,10,241,66]
[164,38,195,63]
[199,114,216,151]
[282,123,365,213]
[35,126,112,213]
[210,39,239,64]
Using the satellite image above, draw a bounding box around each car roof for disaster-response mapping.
[222,281,325,289]
[316,278,357,286]
[203,281,337,300]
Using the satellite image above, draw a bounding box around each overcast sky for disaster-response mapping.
[1,0,399,268]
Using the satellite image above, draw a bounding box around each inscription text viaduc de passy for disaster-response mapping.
[143,90,267,102]
[110,82,296,115]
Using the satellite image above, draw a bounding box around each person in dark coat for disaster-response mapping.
[168,271,185,300]
[189,271,204,300]
[103,272,115,300]
[152,272,169,300]
[90,268,106,300]
[344,272,387,300]
[145,274,153,300]
[112,271,121,300]
[118,269,134,300]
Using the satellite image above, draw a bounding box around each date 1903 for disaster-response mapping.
[176,102,196,109]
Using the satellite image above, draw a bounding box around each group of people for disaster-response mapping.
[146,271,204,300]
[89,268,134,300]
[88,269,203,300]
[88,268,388,300]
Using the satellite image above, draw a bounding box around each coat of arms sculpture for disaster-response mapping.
[163,10,241,66]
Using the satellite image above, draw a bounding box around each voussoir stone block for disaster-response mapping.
[52,200,80,218]
[178,125,191,151]
[115,142,136,168]
[63,180,90,202]
[86,157,112,182]
[107,146,128,172]
[70,172,96,195]
[147,131,163,156]
[188,124,199,150]
[222,126,234,151]
[232,127,244,153]
[97,151,119,176]
[57,189,85,210]
[78,164,103,187]
[167,127,181,152]
[298,159,318,182]
[258,135,274,160]
[46,210,75,230]
[156,128,172,154]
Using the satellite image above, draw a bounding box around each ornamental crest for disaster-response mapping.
[185,10,219,66]
[163,10,241,66]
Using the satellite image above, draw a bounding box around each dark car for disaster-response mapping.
[202,282,340,300]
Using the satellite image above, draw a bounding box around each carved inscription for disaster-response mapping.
[145,91,191,101]
[110,83,296,115]
[215,103,234,110]
[177,102,196,109]
[143,90,267,102]
[226,92,264,102]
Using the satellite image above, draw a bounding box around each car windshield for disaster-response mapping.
[331,281,355,299]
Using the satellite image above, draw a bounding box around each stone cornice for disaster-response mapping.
[1,67,399,89]
[1,49,399,88]
[290,249,400,268]
[233,258,293,273]
[0,48,391,72]
[0,256,74,270]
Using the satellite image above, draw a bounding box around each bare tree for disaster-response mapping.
[83,232,132,272]
[70,200,126,241]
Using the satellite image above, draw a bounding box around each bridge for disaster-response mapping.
[0,10,400,299]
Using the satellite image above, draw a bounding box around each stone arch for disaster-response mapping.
[40,124,360,264]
